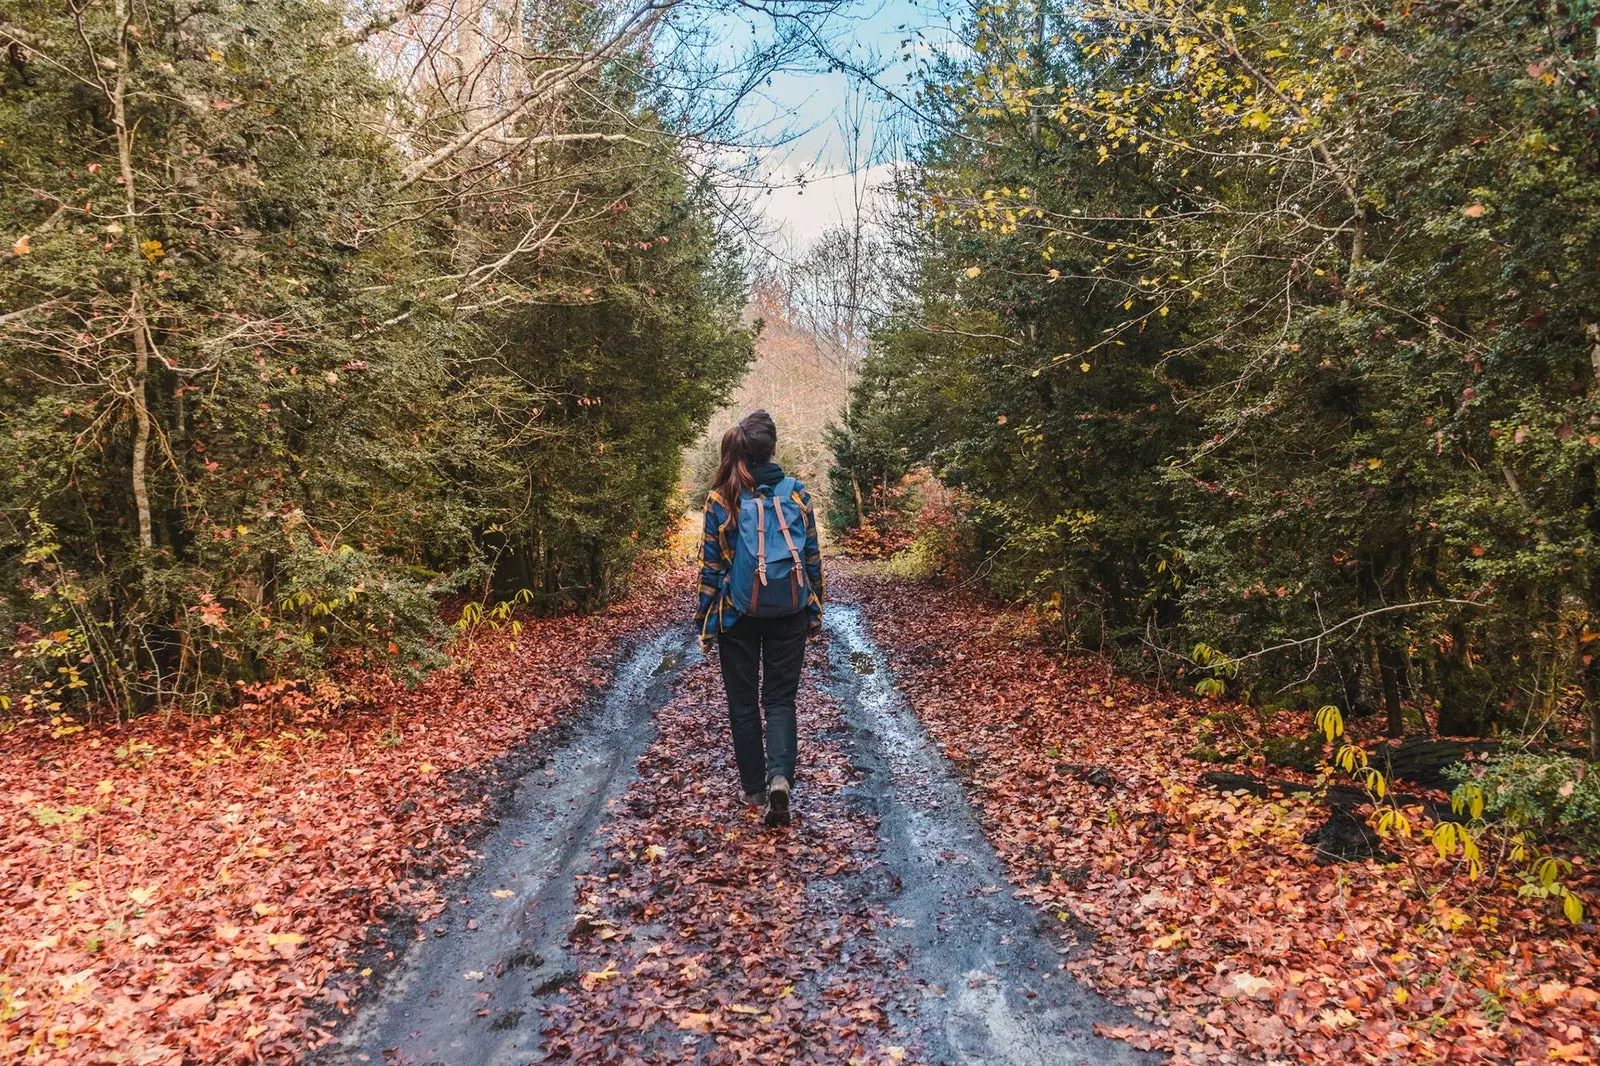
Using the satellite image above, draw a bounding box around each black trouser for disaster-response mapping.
[716,610,809,795]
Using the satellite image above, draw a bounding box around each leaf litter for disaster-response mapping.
[0,576,681,1065]
[540,639,916,1065]
[843,571,1600,1065]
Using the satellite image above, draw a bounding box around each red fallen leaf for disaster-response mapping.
[541,643,906,1061]
[843,568,1600,1066]
[1092,1023,1166,1050]
[0,568,688,1065]
[168,993,212,1020]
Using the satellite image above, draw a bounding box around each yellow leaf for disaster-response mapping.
[265,932,304,948]
[645,844,668,862]
[491,889,514,899]
[729,1003,761,1015]
[1538,981,1571,1005]
[57,967,97,993]
[1319,1007,1359,1029]
[1223,972,1273,998]
[12,235,30,256]
[127,885,159,906]
[140,239,165,262]
[1393,986,1409,1005]
[581,963,621,988]
[964,266,981,278]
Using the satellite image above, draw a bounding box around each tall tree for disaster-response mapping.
[834,0,1600,747]
[0,0,766,713]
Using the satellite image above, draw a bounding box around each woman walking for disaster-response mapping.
[693,410,824,827]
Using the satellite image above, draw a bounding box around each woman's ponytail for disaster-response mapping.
[710,411,778,527]
[711,422,754,519]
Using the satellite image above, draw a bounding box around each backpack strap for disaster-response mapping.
[770,478,803,610]
[748,490,768,615]
[772,480,803,564]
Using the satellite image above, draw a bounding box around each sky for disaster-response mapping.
[693,0,959,258]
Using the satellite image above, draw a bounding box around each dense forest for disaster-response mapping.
[831,0,1600,777]
[0,0,758,714]
[4,2,1599,1063]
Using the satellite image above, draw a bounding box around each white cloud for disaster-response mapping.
[750,162,897,255]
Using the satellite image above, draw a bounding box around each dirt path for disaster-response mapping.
[318,631,694,1066]
[322,610,1151,1065]
[825,606,1151,1066]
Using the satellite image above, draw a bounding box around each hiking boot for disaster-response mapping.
[742,790,767,808]
[764,776,791,828]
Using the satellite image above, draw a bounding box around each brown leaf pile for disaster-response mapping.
[1,575,683,1066]
[841,572,1600,1065]
[541,644,915,1065]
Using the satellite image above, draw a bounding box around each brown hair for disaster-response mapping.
[710,410,777,523]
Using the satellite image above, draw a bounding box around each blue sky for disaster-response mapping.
[696,0,961,253]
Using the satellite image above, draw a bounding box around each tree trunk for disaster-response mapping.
[1591,685,1599,762]
[1579,322,1600,757]
[129,300,154,555]
[111,0,154,565]
[1376,633,1406,738]
[1586,645,1600,761]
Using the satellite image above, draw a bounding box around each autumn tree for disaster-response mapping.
[833,0,1600,752]
[0,0,783,713]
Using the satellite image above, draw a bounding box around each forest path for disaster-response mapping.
[321,605,1151,1065]
[317,630,697,1066]
[823,605,1153,1066]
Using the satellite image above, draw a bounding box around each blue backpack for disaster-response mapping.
[728,477,808,617]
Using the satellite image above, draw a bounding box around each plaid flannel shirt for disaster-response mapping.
[694,483,823,646]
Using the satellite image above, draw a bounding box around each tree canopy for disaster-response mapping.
[1,0,753,714]
[832,0,1600,754]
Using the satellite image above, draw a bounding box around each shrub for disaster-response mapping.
[1449,753,1600,859]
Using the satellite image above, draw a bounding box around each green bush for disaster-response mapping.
[1449,754,1600,859]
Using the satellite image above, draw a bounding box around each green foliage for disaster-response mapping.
[0,0,749,715]
[1450,754,1600,860]
[829,0,1600,753]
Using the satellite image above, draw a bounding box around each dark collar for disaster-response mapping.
[751,461,785,488]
